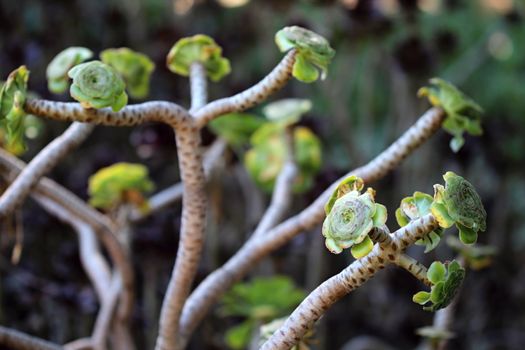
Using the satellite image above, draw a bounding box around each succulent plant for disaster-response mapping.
[418,78,483,152]
[100,48,155,99]
[412,260,465,312]
[244,124,321,193]
[46,47,93,94]
[431,171,486,244]
[88,162,154,211]
[208,113,265,147]
[220,276,305,350]
[322,176,387,257]
[0,66,30,154]
[262,98,312,126]
[275,26,335,83]
[68,61,128,112]
[166,34,231,82]
[395,191,444,253]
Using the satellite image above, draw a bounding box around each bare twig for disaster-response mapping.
[189,62,208,112]
[395,253,431,286]
[193,50,296,128]
[0,325,64,350]
[260,215,439,350]
[252,127,297,238]
[178,108,445,345]
[25,100,191,127]
[0,122,94,218]
[0,149,134,324]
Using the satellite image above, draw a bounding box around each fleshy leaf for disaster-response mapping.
[88,162,154,210]
[418,78,483,152]
[46,47,93,94]
[372,203,387,227]
[350,235,374,259]
[414,260,466,312]
[209,113,265,147]
[458,223,478,244]
[325,175,365,215]
[244,124,321,194]
[275,26,335,83]
[395,207,410,227]
[101,48,155,99]
[68,61,128,112]
[430,202,455,229]
[166,34,231,82]
[0,66,30,153]
[263,98,312,125]
[412,291,431,305]
[427,261,446,284]
[225,320,253,350]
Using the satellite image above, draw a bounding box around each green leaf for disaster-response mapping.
[427,261,446,284]
[68,61,128,112]
[412,291,431,305]
[430,282,445,303]
[418,78,483,152]
[413,191,433,215]
[430,202,455,229]
[325,175,364,215]
[220,276,305,321]
[263,99,312,125]
[372,203,387,227]
[395,207,410,227]
[46,47,93,94]
[88,162,154,210]
[350,235,374,259]
[0,66,30,154]
[292,54,319,83]
[458,223,478,244]
[209,113,265,146]
[225,320,253,350]
[275,26,335,83]
[101,48,155,99]
[166,34,231,82]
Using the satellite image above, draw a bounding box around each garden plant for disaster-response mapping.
[0,24,487,350]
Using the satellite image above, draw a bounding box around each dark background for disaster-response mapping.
[1,0,525,349]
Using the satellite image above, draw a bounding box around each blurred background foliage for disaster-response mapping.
[1,0,524,349]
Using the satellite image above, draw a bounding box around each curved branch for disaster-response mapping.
[193,50,296,128]
[155,126,207,350]
[0,122,94,218]
[0,325,63,350]
[395,254,431,286]
[260,215,439,350]
[178,107,446,344]
[0,149,134,323]
[25,100,191,128]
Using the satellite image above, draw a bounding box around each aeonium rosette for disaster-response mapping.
[322,176,387,258]
[431,171,486,244]
[68,61,128,112]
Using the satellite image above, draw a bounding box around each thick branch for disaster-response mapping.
[0,325,63,350]
[260,215,439,350]
[178,108,445,344]
[193,50,296,128]
[25,100,191,127]
[155,125,207,350]
[0,122,94,218]
[130,138,226,223]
